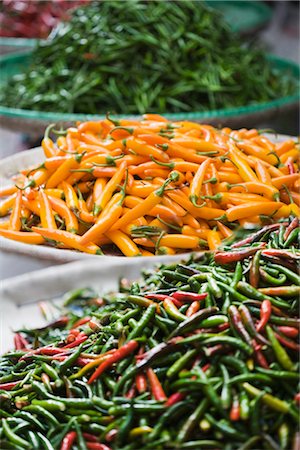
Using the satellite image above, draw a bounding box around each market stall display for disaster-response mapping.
[0,116,299,257]
[0,0,298,134]
[0,221,299,449]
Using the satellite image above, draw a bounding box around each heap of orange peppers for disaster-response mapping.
[0,114,299,256]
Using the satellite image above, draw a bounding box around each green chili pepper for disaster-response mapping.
[2,418,31,448]
[266,326,294,371]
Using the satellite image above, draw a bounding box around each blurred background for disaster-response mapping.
[0,0,299,158]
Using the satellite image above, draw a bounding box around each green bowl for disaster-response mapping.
[0,51,299,136]
[207,0,272,34]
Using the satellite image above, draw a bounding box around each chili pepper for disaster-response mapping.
[186,301,200,317]
[126,304,156,341]
[229,394,240,421]
[88,340,138,384]
[277,326,299,338]
[220,364,231,410]
[146,368,167,401]
[249,250,261,288]
[231,223,282,248]
[215,244,265,264]
[171,291,207,302]
[2,418,31,448]
[168,307,218,338]
[266,326,294,371]
[228,305,253,346]
[58,344,83,375]
[259,286,300,297]
[284,217,299,240]
[256,299,272,332]
[268,263,300,285]
[274,332,300,351]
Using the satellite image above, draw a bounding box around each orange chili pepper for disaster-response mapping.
[189,158,212,207]
[229,146,258,182]
[46,155,82,189]
[32,227,102,255]
[93,161,127,215]
[181,225,208,240]
[216,221,233,238]
[80,192,124,245]
[61,181,79,213]
[112,175,176,231]
[272,174,299,189]
[105,229,141,256]
[8,189,22,231]
[41,124,57,158]
[226,201,283,222]
[0,185,18,197]
[0,229,45,244]
[48,196,78,233]
[38,190,57,229]
[206,229,222,250]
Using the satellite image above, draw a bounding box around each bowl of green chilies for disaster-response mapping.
[0,219,299,449]
[0,0,299,135]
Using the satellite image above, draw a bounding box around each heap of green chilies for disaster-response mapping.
[0,1,297,114]
[0,219,299,450]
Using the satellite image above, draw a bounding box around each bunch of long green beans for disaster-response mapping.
[0,1,297,114]
[0,220,299,449]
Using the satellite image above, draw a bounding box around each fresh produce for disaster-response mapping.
[1,115,299,256]
[0,0,87,38]
[0,221,299,449]
[0,1,297,114]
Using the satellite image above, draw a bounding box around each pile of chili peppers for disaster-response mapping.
[0,219,299,449]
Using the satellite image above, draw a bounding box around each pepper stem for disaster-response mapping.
[189,194,207,208]
[155,172,179,197]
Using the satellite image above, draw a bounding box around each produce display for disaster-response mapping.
[0,115,299,256]
[0,221,299,449]
[0,0,87,39]
[0,1,297,115]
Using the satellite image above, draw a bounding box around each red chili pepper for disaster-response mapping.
[165,392,185,407]
[125,384,136,399]
[284,217,299,240]
[145,293,182,307]
[253,341,269,369]
[217,322,230,332]
[60,431,77,450]
[215,244,265,264]
[87,444,112,450]
[229,395,240,421]
[294,393,300,404]
[0,381,19,391]
[231,224,282,248]
[147,368,167,401]
[277,326,299,338]
[135,373,147,393]
[202,363,211,372]
[186,301,200,317]
[14,333,29,350]
[262,249,300,261]
[62,336,88,349]
[82,433,99,443]
[256,300,272,332]
[145,294,170,301]
[171,291,207,302]
[71,317,91,329]
[105,429,117,443]
[88,340,139,384]
[275,333,300,351]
